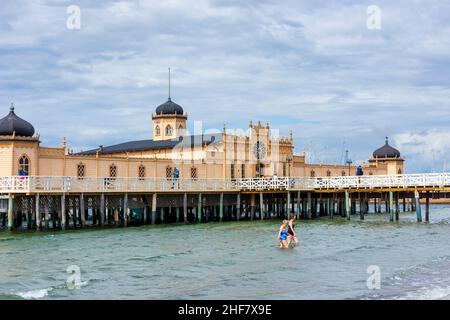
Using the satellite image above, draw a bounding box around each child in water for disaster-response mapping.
[277,220,289,249]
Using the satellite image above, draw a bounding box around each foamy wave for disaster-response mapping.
[402,286,450,300]
[16,288,52,299]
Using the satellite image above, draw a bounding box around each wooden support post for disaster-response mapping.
[98,193,105,226]
[360,193,364,221]
[197,193,202,222]
[151,193,157,224]
[296,191,301,220]
[403,197,406,212]
[44,200,50,230]
[60,194,65,230]
[425,192,430,223]
[259,192,264,220]
[160,207,164,224]
[236,193,241,221]
[395,193,400,221]
[389,191,394,222]
[80,194,86,227]
[219,193,224,222]
[250,193,255,220]
[415,191,422,222]
[183,193,188,223]
[345,191,350,221]
[35,194,41,230]
[307,192,312,219]
[7,194,14,230]
[175,207,180,223]
[123,194,128,227]
[286,192,291,219]
[114,208,119,226]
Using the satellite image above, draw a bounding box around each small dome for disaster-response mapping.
[373,137,401,158]
[155,98,184,115]
[0,104,35,137]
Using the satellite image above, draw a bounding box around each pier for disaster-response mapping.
[1,173,449,230]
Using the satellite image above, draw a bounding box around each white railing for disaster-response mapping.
[1,173,450,193]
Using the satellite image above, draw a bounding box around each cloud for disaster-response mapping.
[0,0,449,173]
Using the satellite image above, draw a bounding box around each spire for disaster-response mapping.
[168,67,171,101]
[385,136,389,145]
[10,102,14,112]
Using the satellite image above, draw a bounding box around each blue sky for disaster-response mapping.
[1,0,449,173]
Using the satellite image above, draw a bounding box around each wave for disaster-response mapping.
[15,288,53,299]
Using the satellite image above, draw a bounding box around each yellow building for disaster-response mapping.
[0,98,404,180]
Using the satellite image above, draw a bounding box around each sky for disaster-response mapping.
[1,0,449,173]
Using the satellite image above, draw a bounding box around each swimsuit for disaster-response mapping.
[280,228,287,241]
[287,222,295,236]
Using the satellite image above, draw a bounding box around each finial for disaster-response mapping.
[10,102,14,112]
[385,136,389,144]
[168,67,171,101]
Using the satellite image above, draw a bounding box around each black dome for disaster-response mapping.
[0,105,35,137]
[155,98,184,115]
[373,138,401,158]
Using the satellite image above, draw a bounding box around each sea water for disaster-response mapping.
[1,205,450,300]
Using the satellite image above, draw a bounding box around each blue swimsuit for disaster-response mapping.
[280,228,287,241]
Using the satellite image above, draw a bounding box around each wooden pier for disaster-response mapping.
[1,173,450,230]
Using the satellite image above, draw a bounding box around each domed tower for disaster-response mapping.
[0,103,39,176]
[369,137,405,175]
[152,69,187,141]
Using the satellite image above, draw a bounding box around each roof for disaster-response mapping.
[155,98,184,115]
[373,138,401,158]
[0,105,35,137]
[76,133,222,155]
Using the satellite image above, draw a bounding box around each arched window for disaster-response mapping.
[18,155,30,176]
[326,170,331,177]
[341,170,346,176]
[155,125,161,136]
[165,165,172,179]
[369,171,373,175]
[191,167,198,180]
[165,125,173,136]
[310,170,316,177]
[109,164,117,178]
[398,169,402,175]
[77,162,85,179]
[138,164,145,180]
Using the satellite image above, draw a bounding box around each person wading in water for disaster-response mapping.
[277,220,289,249]
[287,214,299,248]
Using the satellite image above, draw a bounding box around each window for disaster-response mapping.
[398,169,402,175]
[18,155,30,176]
[138,165,145,180]
[155,125,160,136]
[191,167,197,180]
[369,171,373,175]
[310,170,316,177]
[283,163,286,176]
[231,163,235,179]
[165,125,173,136]
[165,165,172,179]
[110,164,117,178]
[77,162,85,179]
[341,170,346,176]
[326,170,331,177]
[241,163,245,178]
